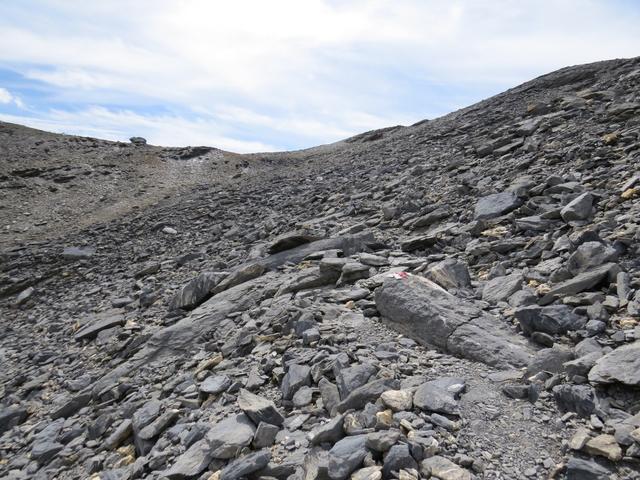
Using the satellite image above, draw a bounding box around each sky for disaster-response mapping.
[0,1,639,153]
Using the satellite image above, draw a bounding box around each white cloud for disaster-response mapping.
[0,88,11,104]
[0,1,638,150]
[0,87,24,108]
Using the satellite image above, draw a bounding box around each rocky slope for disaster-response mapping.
[2,56,640,480]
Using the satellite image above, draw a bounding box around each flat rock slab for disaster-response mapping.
[588,341,640,386]
[413,377,465,415]
[482,272,523,304]
[200,375,232,395]
[474,191,522,220]
[375,274,533,369]
[539,263,619,305]
[74,315,124,341]
[260,233,375,271]
[268,229,323,253]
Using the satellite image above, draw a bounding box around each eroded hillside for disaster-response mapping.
[1,57,640,480]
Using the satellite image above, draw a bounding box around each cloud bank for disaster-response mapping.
[0,1,638,152]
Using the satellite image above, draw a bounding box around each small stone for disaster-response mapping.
[281,364,311,400]
[163,438,211,479]
[351,466,382,480]
[62,246,96,260]
[413,377,465,415]
[308,414,345,445]
[565,456,612,480]
[237,389,284,426]
[200,375,232,395]
[420,455,471,480]
[220,449,271,480]
[365,430,400,452]
[129,136,147,145]
[74,315,125,341]
[252,422,279,448]
[560,192,593,222]
[569,428,591,450]
[430,413,458,431]
[15,286,35,306]
[380,389,413,412]
[205,414,256,459]
[474,191,522,220]
[584,434,622,461]
[111,296,134,308]
[588,341,640,386]
[382,444,418,479]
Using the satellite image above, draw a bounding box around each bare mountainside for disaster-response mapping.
[2,57,640,480]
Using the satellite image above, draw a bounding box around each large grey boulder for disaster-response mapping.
[588,342,640,386]
[421,455,471,480]
[308,415,345,445]
[382,444,418,478]
[525,345,574,376]
[474,191,522,219]
[375,274,533,368]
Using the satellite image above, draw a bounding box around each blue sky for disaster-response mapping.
[1,1,639,152]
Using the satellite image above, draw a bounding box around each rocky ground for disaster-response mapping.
[2,56,640,480]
